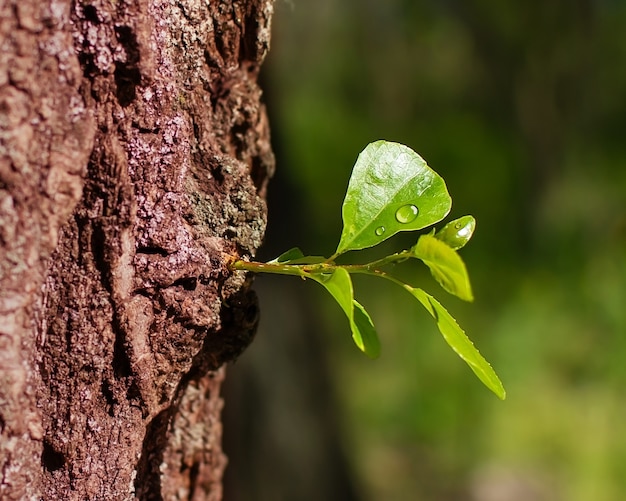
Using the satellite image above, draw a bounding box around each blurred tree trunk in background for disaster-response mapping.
[0,0,273,498]
[223,280,363,501]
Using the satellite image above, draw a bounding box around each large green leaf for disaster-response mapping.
[309,268,380,358]
[335,141,452,255]
[407,286,505,399]
[412,234,474,301]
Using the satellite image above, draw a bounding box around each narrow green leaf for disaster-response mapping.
[309,269,380,358]
[310,269,353,316]
[352,300,381,358]
[412,234,474,301]
[407,286,505,399]
[434,215,476,250]
[336,141,451,255]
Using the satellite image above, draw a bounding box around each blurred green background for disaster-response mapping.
[223,1,626,500]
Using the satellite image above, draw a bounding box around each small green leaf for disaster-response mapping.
[269,247,326,265]
[434,215,476,250]
[412,234,474,301]
[336,141,451,255]
[407,286,505,399]
[309,268,380,358]
[269,247,305,263]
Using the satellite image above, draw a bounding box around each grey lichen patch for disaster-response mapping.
[186,154,266,256]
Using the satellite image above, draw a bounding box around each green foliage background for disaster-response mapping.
[226,2,626,500]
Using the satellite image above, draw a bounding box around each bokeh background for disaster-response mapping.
[223,1,626,500]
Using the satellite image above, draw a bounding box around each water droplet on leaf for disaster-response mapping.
[375,226,385,236]
[395,204,419,224]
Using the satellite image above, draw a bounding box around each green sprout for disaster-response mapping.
[231,140,505,399]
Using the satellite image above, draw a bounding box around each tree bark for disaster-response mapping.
[0,0,274,499]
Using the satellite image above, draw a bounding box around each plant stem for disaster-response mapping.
[230,259,310,277]
[230,249,413,278]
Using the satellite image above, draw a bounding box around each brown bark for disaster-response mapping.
[0,0,274,499]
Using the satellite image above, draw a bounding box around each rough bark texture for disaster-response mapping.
[0,0,274,499]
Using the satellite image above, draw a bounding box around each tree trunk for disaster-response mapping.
[0,0,274,499]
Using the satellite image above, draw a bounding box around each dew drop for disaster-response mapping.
[395,204,419,224]
[375,226,385,236]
